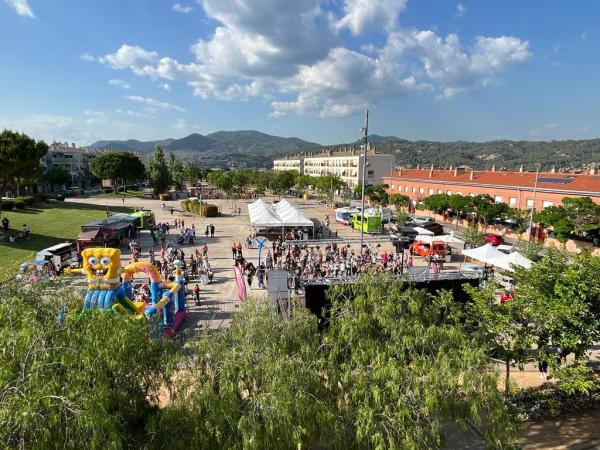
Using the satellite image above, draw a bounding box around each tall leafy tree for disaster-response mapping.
[90,152,144,193]
[168,152,185,191]
[147,145,171,195]
[43,167,71,191]
[182,162,202,185]
[0,129,48,201]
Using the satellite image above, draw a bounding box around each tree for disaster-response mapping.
[315,174,344,202]
[157,278,519,449]
[90,153,122,193]
[363,183,389,205]
[422,193,451,214]
[465,283,534,394]
[511,250,600,392]
[389,193,410,209]
[168,152,185,191]
[90,152,144,193]
[273,170,297,193]
[0,281,174,448]
[0,129,48,202]
[231,168,251,195]
[207,170,233,194]
[561,197,600,236]
[147,145,171,195]
[43,167,71,191]
[182,162,202,185]
[463,225,485,247]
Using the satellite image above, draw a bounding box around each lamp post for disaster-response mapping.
[527,164,540,241]
[359,109,368,255]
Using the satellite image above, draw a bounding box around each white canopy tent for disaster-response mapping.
[488,251,533,272]
[273,199,313,227]
[415,234,465,246]
[461,243,506,265]
[248,199,314,233]
[247,199,282,227]
[412,226,434,236]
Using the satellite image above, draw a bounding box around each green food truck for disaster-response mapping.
[351,212,382,233]
[130,208,156,229]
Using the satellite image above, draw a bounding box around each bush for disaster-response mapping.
[1,200,15,210]
[14,198,26,209]
[158,193,171,201]
[33,194,47,204]
[117,186,125,193]
[102,188,113,194]
[20,196,35,206]
[508,384,600,421]
[202,203,219,217]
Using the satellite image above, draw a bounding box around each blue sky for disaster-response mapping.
[1,0,599,145]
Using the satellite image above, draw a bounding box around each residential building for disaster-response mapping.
[274,146,395,188]
[273,155,304,173]
[383,166,600,211]
[39,142,98,192]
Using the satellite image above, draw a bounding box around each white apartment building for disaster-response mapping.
[273,155,304,173]
[299,146,395,188]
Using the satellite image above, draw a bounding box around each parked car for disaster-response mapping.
[411,215,432,224]
[484,234,505,246]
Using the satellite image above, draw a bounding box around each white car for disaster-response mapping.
[411,215,432,224]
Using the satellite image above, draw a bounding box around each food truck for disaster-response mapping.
[351,211,382,233]
[35,242,77,270]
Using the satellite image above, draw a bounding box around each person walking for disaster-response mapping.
[231,243,237,260]
[205,225,209,238]
[122,196,125,204]
[210,224,215,237]
[193,284,201,306]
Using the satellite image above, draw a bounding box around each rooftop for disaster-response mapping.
[385,168,600,194]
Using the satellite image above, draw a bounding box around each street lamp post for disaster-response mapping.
[527,164,540,241]
[359,109,369,255]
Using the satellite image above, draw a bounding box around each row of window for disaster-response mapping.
[389,184,554,209]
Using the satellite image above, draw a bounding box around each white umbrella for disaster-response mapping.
[461,243,506,264]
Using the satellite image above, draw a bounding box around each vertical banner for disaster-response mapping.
[233,266,247,301]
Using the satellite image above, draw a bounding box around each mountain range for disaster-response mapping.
[90,131,600,171]
[90,130,319,168]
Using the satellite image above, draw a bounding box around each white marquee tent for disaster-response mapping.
[461,243,506,265]
[273,199,313,227]
[416,234,465,246]
[248,199,314,229]
[488,251,533,272]
[247,199,282,227]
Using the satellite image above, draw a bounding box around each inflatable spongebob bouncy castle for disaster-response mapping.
[66,248,187,335]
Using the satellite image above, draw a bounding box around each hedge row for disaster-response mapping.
[1,196,35,210]
[181,199,219,217]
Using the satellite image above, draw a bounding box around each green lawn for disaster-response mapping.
[0,201,133,278]
[92,190,146,199]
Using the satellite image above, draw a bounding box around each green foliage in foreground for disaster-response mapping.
[0,282,176,449]
[158,278,519,450]
[0,277,522,449]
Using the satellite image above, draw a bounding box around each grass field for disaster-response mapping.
[0,201,132,278]
[92,190,146,199]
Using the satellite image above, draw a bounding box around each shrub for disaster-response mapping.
[202,203,219,217]
[20,196,35,206]
[508,384,600,422]
[117,186,125,193]
[1,200,15,210]
[14,198,26,209]
[33,194,47,204]
[158,193,171,201]
[102,188,113,194]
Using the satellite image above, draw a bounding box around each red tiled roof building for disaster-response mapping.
[383,166,600,210]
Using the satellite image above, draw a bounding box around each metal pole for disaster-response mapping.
[360,109,368,255]
[527,165,540,242]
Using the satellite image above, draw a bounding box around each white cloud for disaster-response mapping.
[336,0,407,35]
[124,95,186,112]
[173,3,193,13]
[5,0,34,17]
[454,3,466,18]
[80,53,96,62]
[159,83,171,91]
[108,79,130,90]
[172,118,202,132]
[95,1,531,116]
[0,114,74,142]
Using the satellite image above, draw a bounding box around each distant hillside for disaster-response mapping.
[344,136,600,171]
[90,130,319,168]
[90,131,600,170]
